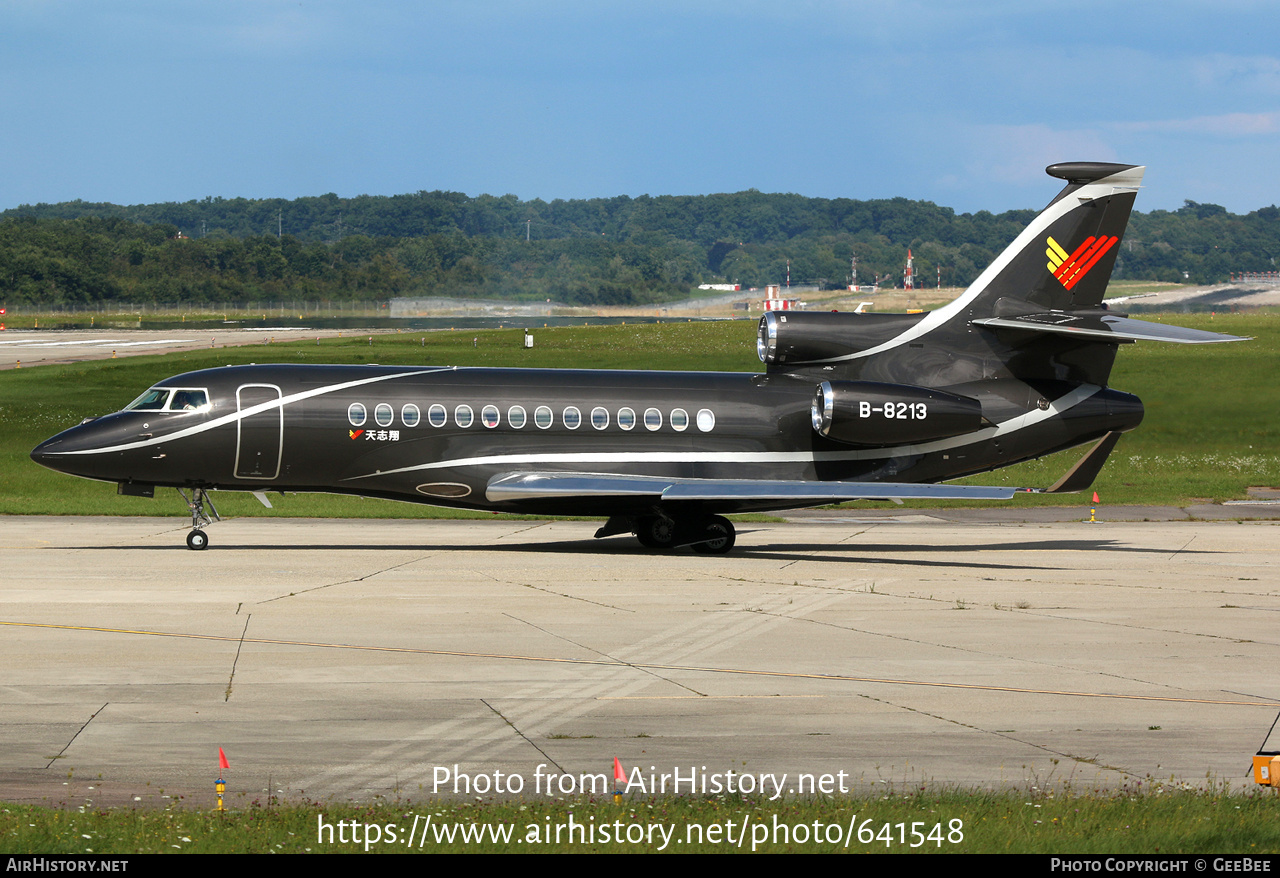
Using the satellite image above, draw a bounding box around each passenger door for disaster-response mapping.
[235,384,283,479]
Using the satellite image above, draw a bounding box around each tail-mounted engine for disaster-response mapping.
[758,310,927,369]
[811,380,986,446]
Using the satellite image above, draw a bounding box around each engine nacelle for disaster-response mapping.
[811,380,986,446]
[758,310,927,366]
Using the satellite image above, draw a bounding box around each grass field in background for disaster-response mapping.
[1,312,1275,518]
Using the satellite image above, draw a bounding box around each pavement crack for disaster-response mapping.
[494,522,551,540]
[480,698,564,772]
[1169,535,1196,561]
[752,607,1186,691]
[46,702,108,769]
[225,615,251,701]
[504,613,705,696]
[855,692,1143,782]
[1026,609,1279,649]
[258,554,433,602]
[476,571,633,612]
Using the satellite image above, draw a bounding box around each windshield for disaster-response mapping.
[124,388,171,411]
[122,387,210,413]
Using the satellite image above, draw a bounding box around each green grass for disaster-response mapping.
[2,314,1276,517]
[4,787,1278,853]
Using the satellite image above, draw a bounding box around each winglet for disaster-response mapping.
[1044,431,1123,494]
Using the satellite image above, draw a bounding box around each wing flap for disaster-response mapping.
[486,471,1017,504]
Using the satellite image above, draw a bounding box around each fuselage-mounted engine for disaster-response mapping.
[811,380,987,446]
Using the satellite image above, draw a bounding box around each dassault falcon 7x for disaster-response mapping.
[32,163,1245,553]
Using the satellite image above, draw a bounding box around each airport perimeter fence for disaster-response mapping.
[1,300,394,318]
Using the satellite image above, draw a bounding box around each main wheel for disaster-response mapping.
[635,516,676,550]
[186,529,209,551]
[690,516,735,555]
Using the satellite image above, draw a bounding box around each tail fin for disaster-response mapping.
[853,162,1146,378]
[760,162,1242,388]
[969,162,1144,314]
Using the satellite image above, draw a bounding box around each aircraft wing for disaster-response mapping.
[485,471,1018,503]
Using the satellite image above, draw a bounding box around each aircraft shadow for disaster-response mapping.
[74,534,1211,572]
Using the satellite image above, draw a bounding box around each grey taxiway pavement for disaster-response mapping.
[2,514,1278,807]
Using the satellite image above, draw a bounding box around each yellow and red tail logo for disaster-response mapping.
[1046,235,1118,290]
[349,429,364,440]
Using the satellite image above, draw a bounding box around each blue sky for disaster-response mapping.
[3,1,1278,214]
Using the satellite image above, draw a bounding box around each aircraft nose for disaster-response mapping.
[30,436,62,470]
[30,417,118,477]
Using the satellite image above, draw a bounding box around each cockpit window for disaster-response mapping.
[125,388,171,411]
[123,387,210,413]
[170,389,209,411]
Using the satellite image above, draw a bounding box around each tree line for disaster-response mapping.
[2,190,1276,309]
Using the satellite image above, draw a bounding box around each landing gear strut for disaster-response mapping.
[178,487,220,550]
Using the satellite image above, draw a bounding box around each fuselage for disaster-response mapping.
[30,362,1143,517]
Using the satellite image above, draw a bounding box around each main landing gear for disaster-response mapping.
[622,514,736,555]
[178,487,220,550]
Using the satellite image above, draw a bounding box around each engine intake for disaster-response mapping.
[758,310,928,367]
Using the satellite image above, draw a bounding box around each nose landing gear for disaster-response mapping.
[178,487,220,550]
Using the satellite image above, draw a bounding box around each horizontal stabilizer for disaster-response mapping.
[973,312,1247,344]
[487,471,1016,504]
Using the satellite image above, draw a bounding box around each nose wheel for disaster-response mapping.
[178,487,220,550]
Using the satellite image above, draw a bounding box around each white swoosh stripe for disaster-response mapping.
[804,170,1144,364]
[345,385,1101,480]
[53,369,445,456]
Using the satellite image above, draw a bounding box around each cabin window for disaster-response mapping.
[644,407,662,431]
[697,409,715,432]
[590,406,609,430]
[481,405,500,428]
[563,406,581,430]
[671,408,689,432]
[402,404,420,427]
[534,406,554,429]
[348,402,367,427]
[126,388,171,411]
[455,404,474,428]
[617,407,636,431]
[375,403,394,427]
[428,404,447,428]
[508,406,527,429]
